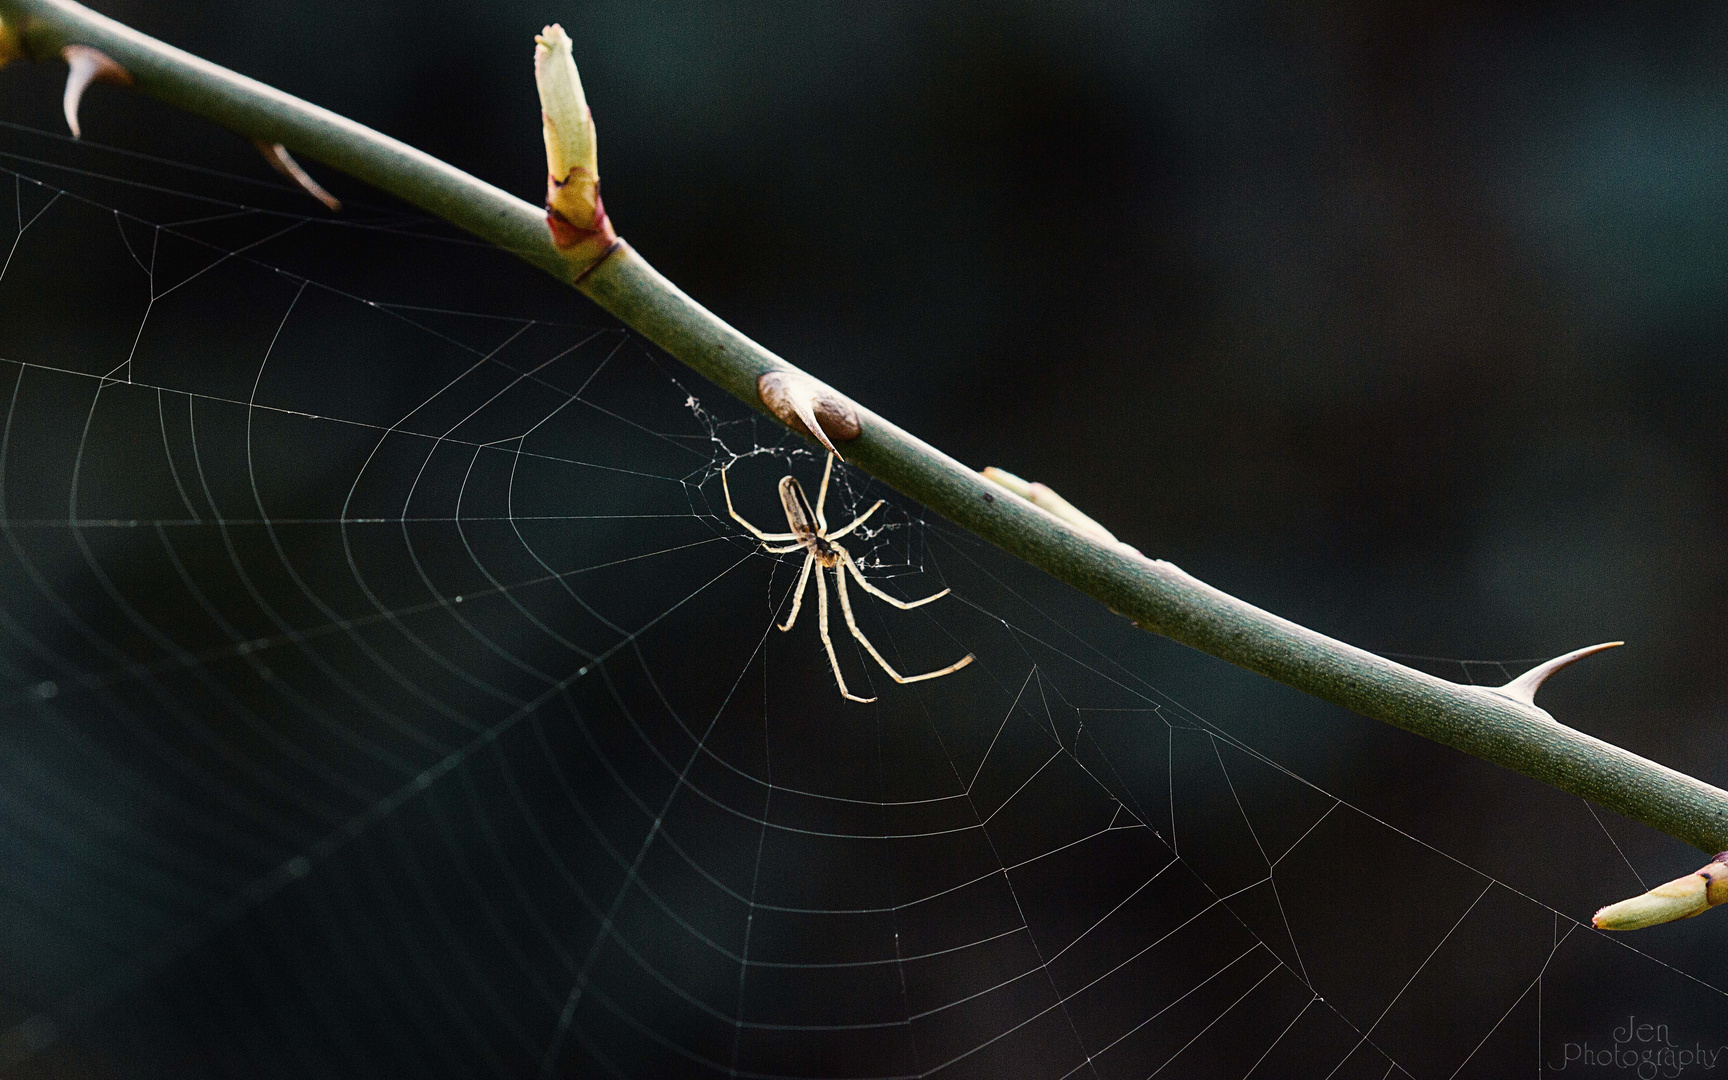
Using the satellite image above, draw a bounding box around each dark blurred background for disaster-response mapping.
[121,0,1728,726]
[3,0,1728,1076]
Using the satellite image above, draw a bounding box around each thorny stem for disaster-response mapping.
[2,0,1725,864]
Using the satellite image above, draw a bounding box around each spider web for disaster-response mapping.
[0,121,1724,1080]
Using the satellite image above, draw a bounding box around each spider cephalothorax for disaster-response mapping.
[724,454,974,703]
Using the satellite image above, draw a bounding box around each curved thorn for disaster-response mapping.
[790,388,838,456]
[61,45,132,139]
[1494,641,1624,706]
[253,140,342,211]
[757,371,859,459]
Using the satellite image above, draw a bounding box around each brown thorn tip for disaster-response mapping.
[61,45,132,139]
[757,371,861,457]
[1494,641,1624,706]
[252,141,342,212]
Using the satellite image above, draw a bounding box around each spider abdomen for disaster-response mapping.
[777,475,819,537]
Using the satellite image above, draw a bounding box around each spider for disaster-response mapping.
[723,453,974,703]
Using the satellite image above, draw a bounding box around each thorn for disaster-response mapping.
[252,140,342,211]
[756,371,860,457]
[1492,641,1624,706]
[61,45,132,139]
[1594,852,1728,930]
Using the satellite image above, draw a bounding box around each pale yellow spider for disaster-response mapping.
[723,453,975,703]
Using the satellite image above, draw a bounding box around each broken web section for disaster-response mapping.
[0,122,1722,1080]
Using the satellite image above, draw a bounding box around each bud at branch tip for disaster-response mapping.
[1594,852,1728,931]
[534,24,614,272]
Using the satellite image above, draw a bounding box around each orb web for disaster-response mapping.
[0,121,1723,1080]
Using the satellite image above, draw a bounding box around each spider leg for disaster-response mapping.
[722,462,799,543]
[837,546,949,609]
[826,500,883,540]
[816,565,876,703]
[814,452,835,532]
[779,553,815,632]
[833,555,975,684]
[762,541,807,554]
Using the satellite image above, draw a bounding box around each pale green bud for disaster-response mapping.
[533,24,595,187]
[533,24,614,265]
[1594,853,1728,931]
[980,467,1119,544]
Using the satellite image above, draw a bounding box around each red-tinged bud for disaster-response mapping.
[534,24,615,273]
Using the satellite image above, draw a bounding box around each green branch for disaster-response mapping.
[3,0,1724,886]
